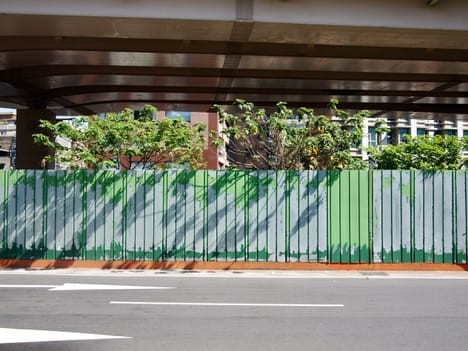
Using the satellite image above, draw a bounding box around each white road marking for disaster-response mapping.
[0,283,174,291]
[0,328,131,344]
[0,284,56,288]
[48,283,174,291]
[110,301,344,308]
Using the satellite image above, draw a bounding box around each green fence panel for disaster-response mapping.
[327,170,370,263]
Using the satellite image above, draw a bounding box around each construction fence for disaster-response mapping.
[0,170,467,264]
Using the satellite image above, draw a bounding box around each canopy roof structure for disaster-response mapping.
[0,0,467,119]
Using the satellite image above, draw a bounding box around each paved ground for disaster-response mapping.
[0,269,467,351]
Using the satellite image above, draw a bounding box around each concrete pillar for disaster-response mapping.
[410,119,418,138]
[16,108,56,169]
[456,121,464,137]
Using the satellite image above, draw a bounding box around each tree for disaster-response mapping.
[33,106,207,170]
[211,99,370,170]
[368,135,468,170]
[374,118,391,148]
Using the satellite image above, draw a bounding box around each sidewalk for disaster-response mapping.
[1,266,468,280]
[1,259,467,272]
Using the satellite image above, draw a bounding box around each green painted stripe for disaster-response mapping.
[297,171,300,262]
[422,172,426,263]
[244,171,248,261]
[347,171,351,263]
[23,171,28,258]
[152,171,156,261]
[43,172,48,259]
[441,172,445,263]
[53,171,58,259]
[162,171,166,260]
[256,171,260,262]
[326,171,330,263]
[285,171,290,262]
[92,172,98,260]
[133,172,137,260]
[316,171,321,262]
[224,171,228,261]
[431,172,435,263]
[214,171,219,262]
[14,171,18,254]
[465,172,468,263]
[185,172,189,260]
[411,171,415,262]
[306,172,310,261]
[380,171,384,262]
[100,172,106,260]
[275,171,278,262]
[32,171,37,258]
[71,172,76,259]
[192,171,196,261]
[399,171,403,262]
[390,170,394,263]
[338,171,342,263]
[204,171,208,261]
[2,171,8,255]
[62,171,68,258]
[144,170,149,261]
[368,170,373,263]
[452,171,456,263]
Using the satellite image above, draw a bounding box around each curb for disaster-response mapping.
[0,259,467,271]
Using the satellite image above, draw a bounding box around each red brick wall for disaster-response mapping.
[157,111,221,170]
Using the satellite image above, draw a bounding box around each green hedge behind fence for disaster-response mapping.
[0,170,466,263]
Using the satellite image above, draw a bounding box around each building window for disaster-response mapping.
[445,129,457,136]
[398,128,411,143]
[165,111,191,122]
[417,128,426,136]
[133,110,155,120]
[368,127,377,147]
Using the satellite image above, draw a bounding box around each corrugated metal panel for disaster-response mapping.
[0,170,466,264]
[328,170,370,263]
[373,170,414,263]
[372,170,463,263]
[455,172,468,263]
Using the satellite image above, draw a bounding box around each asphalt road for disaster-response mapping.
[0,269,467,351]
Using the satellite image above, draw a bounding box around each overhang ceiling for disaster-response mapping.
[0,11,468,119]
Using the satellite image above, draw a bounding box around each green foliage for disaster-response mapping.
[374,118,391,147]
[212,98,369,170]
[33,106,207,170]
[368,135,468,170]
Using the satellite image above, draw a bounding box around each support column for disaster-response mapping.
[16,108,56,169]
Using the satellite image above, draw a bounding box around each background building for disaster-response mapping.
[0,112,16,169]
[359,117,468,161]
[3,109,468,170]
[155,111,228,170]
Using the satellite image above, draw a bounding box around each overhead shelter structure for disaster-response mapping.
[0,0,467,168]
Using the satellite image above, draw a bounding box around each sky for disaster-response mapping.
[0,108,15,113]
[0,108,76,119]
